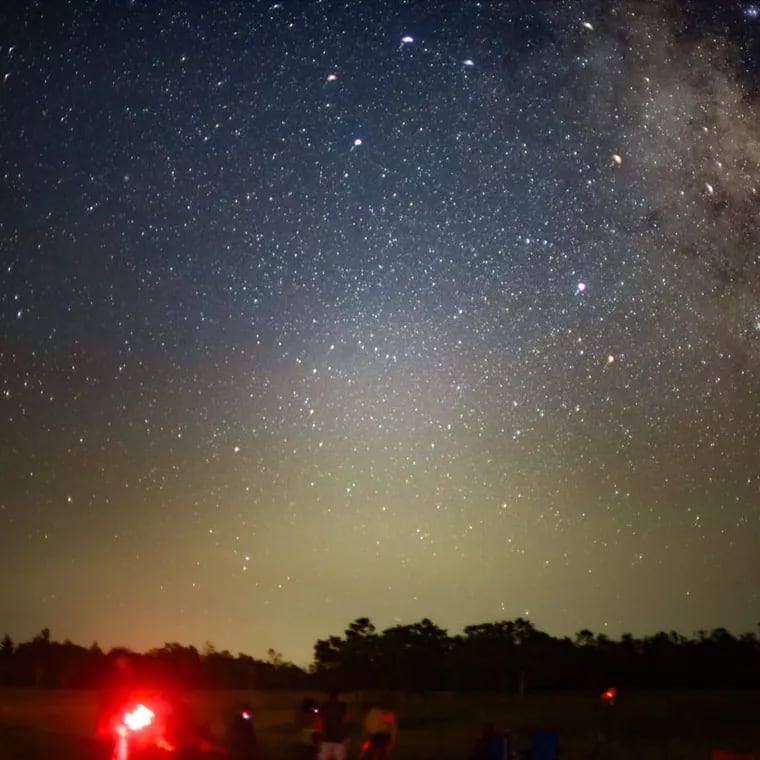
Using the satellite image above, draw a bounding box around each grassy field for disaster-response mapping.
[0,688,758,759]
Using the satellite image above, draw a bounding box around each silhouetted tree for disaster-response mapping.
[0,634,14,685]
[380,618,450,691]
[455,621,519,690]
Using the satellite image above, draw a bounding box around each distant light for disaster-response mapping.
[581,21,594,31]
[607,354,616,365]
[401,35,414,44]
[463,58,475,67]
[612,153,622,165]
[601,687,617,704]
[353,138,363,147]
[241,710,252,720]
[326,73,337,82]
[576,281,587,293]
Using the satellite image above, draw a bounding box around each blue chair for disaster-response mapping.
[530,730,559,760]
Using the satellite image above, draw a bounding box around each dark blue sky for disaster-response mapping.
[1,0,759,664]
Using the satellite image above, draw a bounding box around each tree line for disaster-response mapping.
[2,618,759,691]
[313,617,760,691]
[0,628,307,690]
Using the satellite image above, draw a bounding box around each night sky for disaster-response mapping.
[2,0,760,666]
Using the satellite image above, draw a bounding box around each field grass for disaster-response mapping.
[0,687,758,759]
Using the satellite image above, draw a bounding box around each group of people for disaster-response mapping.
[96,655,397,760]
[298,689,398,760]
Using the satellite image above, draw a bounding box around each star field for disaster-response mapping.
[1,0,759,664]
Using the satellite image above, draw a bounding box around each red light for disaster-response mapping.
[123,704,154,732]
[601,687,617,703]
[241,710,252,720]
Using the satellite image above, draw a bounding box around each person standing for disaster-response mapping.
[318,689,349,760]
[360,704,397,760]
[297,697,322,760]
[226,704,257,759]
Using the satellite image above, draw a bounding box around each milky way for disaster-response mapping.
[1,0,759,663]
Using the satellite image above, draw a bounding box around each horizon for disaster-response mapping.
[4,613,758,669]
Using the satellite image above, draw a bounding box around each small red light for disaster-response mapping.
[241,710,252,720]
[601,687,617,703]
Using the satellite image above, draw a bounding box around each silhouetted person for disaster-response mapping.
[96,653,143,739]
[360,704,397,760]
[96,654,199,758]
[227,704,257,760]
[318,689,348,760]
[297,697,322,760]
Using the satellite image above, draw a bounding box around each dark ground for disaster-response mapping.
[1,688,759,759]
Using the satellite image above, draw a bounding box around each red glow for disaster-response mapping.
[601,687,617,702]
[156,736,176,752]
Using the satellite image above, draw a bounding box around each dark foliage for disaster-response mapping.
[311,618,760,692]
[1,619,758,691]
[0,631,308,690]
